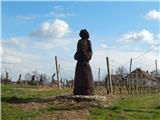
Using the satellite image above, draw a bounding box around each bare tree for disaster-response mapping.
[115,66,127,76]
[1,74,4,81]
[17,74,22,84]
[24,70,41,85]
[39,73,50,85]
[25,72,32,81]
[32,71,41,80]
[1,71,11,84]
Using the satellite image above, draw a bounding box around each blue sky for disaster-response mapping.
[1,1,160,81]
[2,2,159,38]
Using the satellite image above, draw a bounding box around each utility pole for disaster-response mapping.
[18,74,21,81]
[17,74,21,84]
[136,69,139,95]
[129,58,132,73]
[155,59,158,79]
[55,56,61,89]
[58,61,61,89]
[129,58,132,94]
[98,68,100,89]
[106,57,113,94]
[155,59,158,90]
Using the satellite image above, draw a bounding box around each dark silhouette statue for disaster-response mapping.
[73,29,94,95]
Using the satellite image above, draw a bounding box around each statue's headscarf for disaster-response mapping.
[79,29,89,39]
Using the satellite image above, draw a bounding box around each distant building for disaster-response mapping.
[126,68,157,87]
[110,75,124,86]
[96,75,124,87]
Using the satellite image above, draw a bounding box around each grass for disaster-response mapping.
[89,94,160,120]
[1,84,72,120]
[2,102,40,120]
[1,84,160,120]
[1,84,71,98]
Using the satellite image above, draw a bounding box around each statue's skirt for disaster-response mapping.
[73,61,94,95]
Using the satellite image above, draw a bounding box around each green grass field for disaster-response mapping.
[1,84,72,120]
[1,84,160,120]
[89,95,160,120]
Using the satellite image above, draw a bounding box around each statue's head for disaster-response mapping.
[79,29,89,39]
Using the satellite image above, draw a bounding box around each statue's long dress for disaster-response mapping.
[73,39,94,95]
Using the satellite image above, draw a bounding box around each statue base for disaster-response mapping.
[54,94,109,108]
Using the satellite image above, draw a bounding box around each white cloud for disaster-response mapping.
[99,44,108,49]
[118,29,155,44]
[46,5,77,18]
[90,48,158,79]
[2,48,39,64]
[16,15,38,21]
[157,34,160,39]
[1,37,158,81]
[1,18,76,80]
[32,36,75,51]
[47,11,77,18]
[30,19,70,38]
[29,18,76,51]
[0,40,3,55]
[2,19,75,54]
[2,55,21,64]
[2,13,159,81]
[1,36,74,52]
[63,47,70,52]
[1,47,52,77]
[146,10,160,21]
[54,5,64,11]
[2,37,30,48]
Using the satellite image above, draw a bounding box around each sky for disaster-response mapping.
[1,1,160,81]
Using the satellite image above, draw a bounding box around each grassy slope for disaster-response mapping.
[89,94,160,120]
[1,84,72,120]
[1,84,160,120]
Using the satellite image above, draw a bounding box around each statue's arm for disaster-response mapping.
[80,40,92,61]
[87,40,93,61]
[74,40,92,61]
[74,41,80,60]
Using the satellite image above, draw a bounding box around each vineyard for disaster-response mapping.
[1,84,160,120]
[1,1,160,120]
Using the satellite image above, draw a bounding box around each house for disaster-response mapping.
[94,75,123,87]
[110,75,124,86]
[126,68,157,87]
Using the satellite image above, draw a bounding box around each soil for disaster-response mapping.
[37,109,90,120]
[13,94,122,120]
